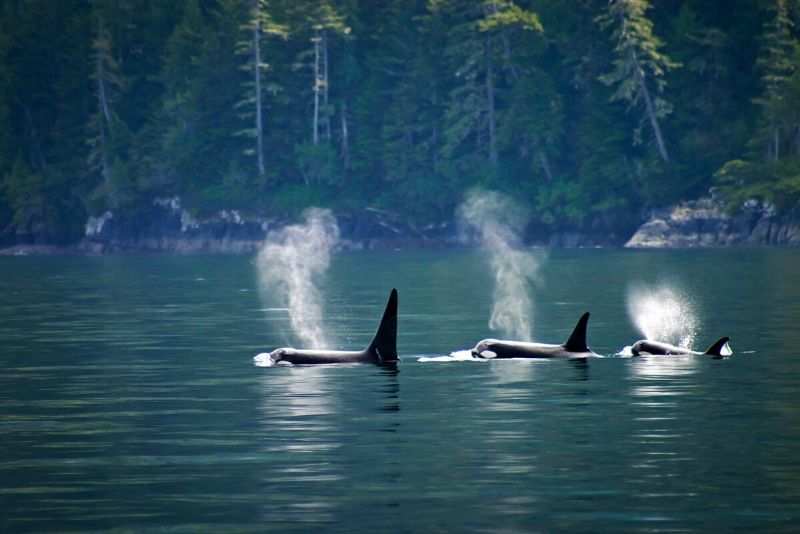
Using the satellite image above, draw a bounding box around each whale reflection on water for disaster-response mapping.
[630,355,700,398]
[624,353,702,484]
[255,364,402,522]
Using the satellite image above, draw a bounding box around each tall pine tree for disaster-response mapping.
[598,0,677,164]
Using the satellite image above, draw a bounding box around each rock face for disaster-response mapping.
[6,194,798,255]
[77,197,454,254]
[79,197,272,254]
[625,198,800,247]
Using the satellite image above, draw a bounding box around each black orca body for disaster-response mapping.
[631,336,731,359]
[267,289,398,365]
[471,312,601,359]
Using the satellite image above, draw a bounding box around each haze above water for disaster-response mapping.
[2,249,800,531]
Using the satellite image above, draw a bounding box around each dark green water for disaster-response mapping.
[2,249,800,532]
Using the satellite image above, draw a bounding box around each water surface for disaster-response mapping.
[1,249,799,531]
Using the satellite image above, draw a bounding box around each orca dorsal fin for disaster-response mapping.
[366,289,398,362]
[704,336,731,358]
[563,312,590,353]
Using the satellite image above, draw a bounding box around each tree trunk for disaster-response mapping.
[431,89,439,176]
[491,0,518,79]
[340,103,350,171]
[23,106,46,172]
[629,47,669,163]
[485,39,497,166]
[796,123,800,155]
[95,56,111,192]
[538,150,553,182]
[312,29,320,145]
[774,127,780,161]
[322,29,331,140]
[253,12,265,177]
[97,54,111,124]
[99,120,110,191]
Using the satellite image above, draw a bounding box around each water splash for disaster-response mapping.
[418,350,482,363]
[626,284,698,348]
[256,208,339,349]
[253,352,276,367]
[459,189,542,341]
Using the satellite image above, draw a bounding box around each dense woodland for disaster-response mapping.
[1,0,800,243]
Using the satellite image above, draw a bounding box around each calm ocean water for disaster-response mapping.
[1,248,800,532]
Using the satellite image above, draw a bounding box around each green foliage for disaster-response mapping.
[2,158,45,228]
[714,159,800,211]
[536,177,584,224]
[0,0,799,245]
[0,8,11,176]
[751,0,796,161]
[597,0,678,163]
[2,157,86,240]
[294,140,339,186]
[712,0,800,213]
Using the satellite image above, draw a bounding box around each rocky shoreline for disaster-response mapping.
[0,197,458,255]
[624,197,800,247]
[2,196,799,256]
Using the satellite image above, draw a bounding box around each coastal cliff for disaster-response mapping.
[76,198,452,254]
[3,196,800,255]
[625,198,800,248]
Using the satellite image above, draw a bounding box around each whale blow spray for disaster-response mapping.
[627,283,697,348]
[459,189,542,341]
[256,208,339,349]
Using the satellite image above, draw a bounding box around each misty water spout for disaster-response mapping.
[459,189,542,341]
[256,208,339,349]
[627,283,697,348]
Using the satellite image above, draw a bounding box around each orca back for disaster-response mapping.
[563,312,590,353]
[366,289,398,363]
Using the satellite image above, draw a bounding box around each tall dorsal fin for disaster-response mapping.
[704,336,730,358]
[366,289,398,362]
[563,312,590,353]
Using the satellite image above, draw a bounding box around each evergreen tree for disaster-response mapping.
[485,1,560,185]
[289,0,350,186]
[430,0,496,171]
[87,4,129,209]
[2,0,800,243]
[598,0,678,164]
[1,0,92,239]
[0,5,12,177]
[236,0,287,181]
[660,1,739,199]
[363,0,449,216]
[160,0,250,209]
[753,0,796,162]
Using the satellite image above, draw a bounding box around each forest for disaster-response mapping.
[1,0,799,244]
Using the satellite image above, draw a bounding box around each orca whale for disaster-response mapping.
[264,289,398,365]
[471,312,601,359]
[631,336,731,358]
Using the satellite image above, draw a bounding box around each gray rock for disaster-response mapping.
[626,198,800,248]
[75,198,455,254]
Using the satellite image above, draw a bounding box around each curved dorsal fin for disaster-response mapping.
[366,289,398,362]
[563,312,590,352]
[704,336,731,358]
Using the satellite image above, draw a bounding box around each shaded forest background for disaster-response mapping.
[1,0,800,243]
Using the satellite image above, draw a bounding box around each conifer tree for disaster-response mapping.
[598,0,677,164]
[290,0,350,186]
[662,2,736,193]
[237,0,287,180]
[753,0,796,162]
[87,14,125,206]
[362,0,447,215]
[0,7,11,176]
